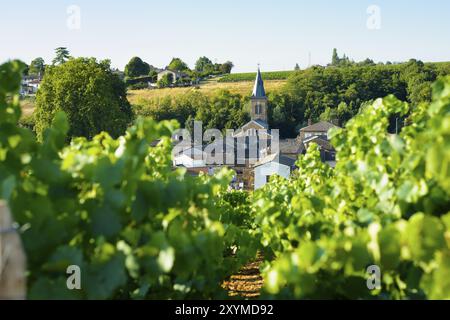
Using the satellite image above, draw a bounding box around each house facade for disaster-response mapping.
[20,76,42,96]
[171,67,341,190]
[297,121,337,142]
[297,121,339,167]
[253,153,296,190]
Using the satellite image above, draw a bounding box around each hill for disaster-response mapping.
[218,70,295,82]
[127,79,286,105]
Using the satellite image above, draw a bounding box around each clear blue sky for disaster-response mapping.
[1,0,449,72]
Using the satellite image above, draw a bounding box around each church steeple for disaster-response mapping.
[250,66,268,124]
[252,67,266,98]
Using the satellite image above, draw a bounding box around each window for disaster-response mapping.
[255,104,263,114]
[266,175,271,183]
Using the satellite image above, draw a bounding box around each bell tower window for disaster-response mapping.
[255,103,262,114]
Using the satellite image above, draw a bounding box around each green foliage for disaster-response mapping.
[168,58,189,72]
[220,61,234,74]
[148,70,158,82]
[52,47,70,66]
[194,90,250,131]
[157,73,174,88]
[125,57,151,78]
[253,77,450,299]
[195,56,214,73]
[133,90,249,133]
[0,60,257,299]
[219,71,294,82]
[2,60,450,300]
[29,57,45,76]
[271,61,450,137]
[35,58,133,140]
[127,82,149,90]
[18,113,35,131]
[193,57,233,76]
[330,48,352,67]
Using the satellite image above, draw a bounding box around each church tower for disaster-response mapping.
[250,67,268,125]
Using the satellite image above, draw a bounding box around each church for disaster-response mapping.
[233,67,272,139]
[173,66,298,190]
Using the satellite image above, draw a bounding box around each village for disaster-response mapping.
[172,68,338,190]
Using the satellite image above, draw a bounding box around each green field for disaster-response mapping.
[218,70,296,82]
[128,79,286,106]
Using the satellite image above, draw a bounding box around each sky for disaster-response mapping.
[1,0,449,72]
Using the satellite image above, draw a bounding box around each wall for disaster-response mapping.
[254,162,291,190]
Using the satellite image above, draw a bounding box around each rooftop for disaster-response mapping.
[251,67,266,98]
[254,152,297,168]
[300,121,339,133]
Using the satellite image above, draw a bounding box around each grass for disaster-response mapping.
[218,70,296,82]
[128,79,287,106]
[20,96,36,117]
[20,78,288,114]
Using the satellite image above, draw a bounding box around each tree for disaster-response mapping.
[331,48,339,66]
[319,106,339,123]
[35,58,133,140]
[220,61,234,74]
[294,63,301,71]
[148,70,158,83]
[124,57,150,78]
[358,58,375,66]
[158,73,174,88]
[195,56,214,73]
[29,58,45,76]
[168,58,189,72]
[52,47,70,65]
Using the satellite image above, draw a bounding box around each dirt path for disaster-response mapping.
[222,253,264,298]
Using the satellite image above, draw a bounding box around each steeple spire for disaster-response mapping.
[250,65,268,124]
[252,66,266,98]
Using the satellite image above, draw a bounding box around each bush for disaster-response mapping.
[219,71,294,82]
[35,58,133,140]
[18,113,35,131]
[127,82,149,90]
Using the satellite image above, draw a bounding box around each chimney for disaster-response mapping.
[308,118,312,126]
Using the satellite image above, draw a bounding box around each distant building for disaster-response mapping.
[171,67,342,190]
[297,121,337,142]
[20,76,42,95]
[233,68,270,139]
[173,146,206,168]
[253,153,296,190]
[297,121,339,167]
[157,69,189,84]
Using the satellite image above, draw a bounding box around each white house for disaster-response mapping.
[173,146,206,168]
[253,153,296,190]
[20,77,41,95]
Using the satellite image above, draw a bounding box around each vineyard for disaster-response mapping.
[218,71,295,82]
[1,60,450,299]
